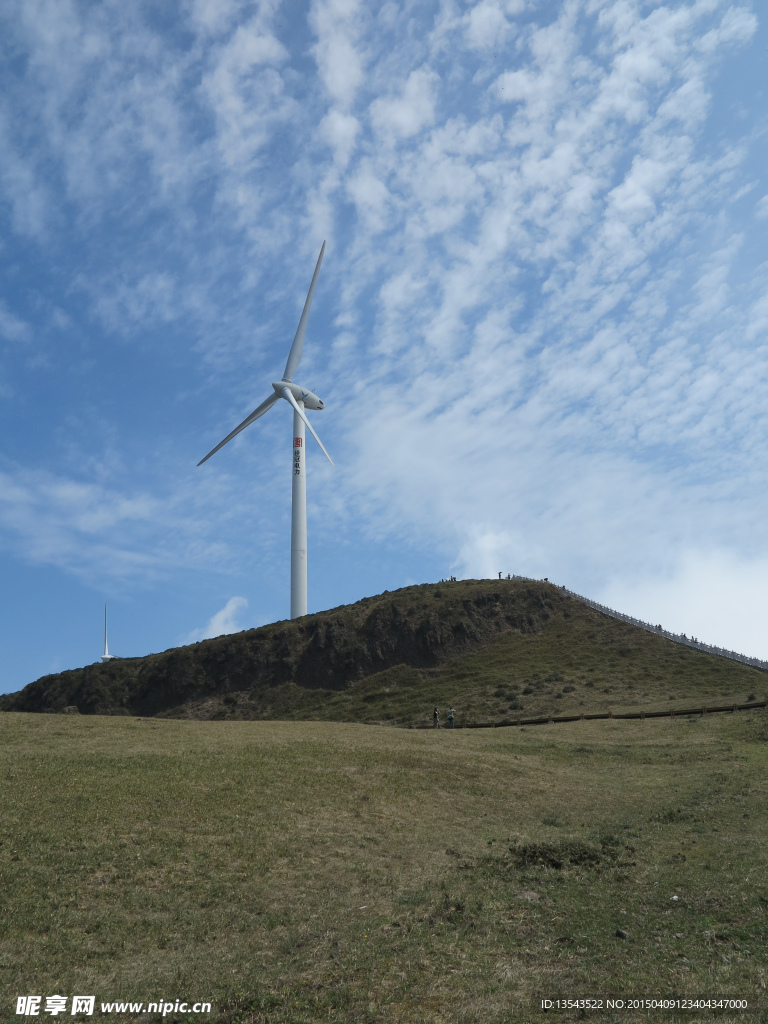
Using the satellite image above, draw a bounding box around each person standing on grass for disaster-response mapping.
[433,707,440,728]
[448,707,455,729]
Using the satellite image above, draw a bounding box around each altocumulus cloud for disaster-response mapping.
[319,0,768,646]
[0,0,767,681]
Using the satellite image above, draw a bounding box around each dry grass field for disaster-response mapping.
[1,710,767,1023]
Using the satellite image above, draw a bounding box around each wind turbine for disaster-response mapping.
[101,604,116,662]
[198,243,333,619]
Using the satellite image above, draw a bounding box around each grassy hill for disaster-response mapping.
[1,710,767,1022]
[2,580,765,724]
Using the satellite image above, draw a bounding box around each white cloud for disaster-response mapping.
[599,551,768,661]
[696,5,757,54]
[201,15,295,189]
[311,0,366,109]
[346,162,391,233]
[0,460,241,584]
[0,113,50,240]
[319,108,360,169]
[0,302,31,343]
[464,0,515,52]
[89,273,183,332]
[370,68,439,140]
[495,68,535,104]
[183,596,249,642]
[186,0,244,38]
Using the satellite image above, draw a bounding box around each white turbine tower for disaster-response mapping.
[198,243,333,619]
[101,604,116,662]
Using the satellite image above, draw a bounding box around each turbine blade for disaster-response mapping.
[198,392,279,466]
[282,242,325,382]
[281,387,334,466]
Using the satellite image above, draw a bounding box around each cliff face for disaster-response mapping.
[0,581,557,718]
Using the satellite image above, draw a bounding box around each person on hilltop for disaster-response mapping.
[433,707,440,729]
[448,707,455,729]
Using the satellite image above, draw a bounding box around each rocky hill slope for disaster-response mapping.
[2,580,765,725]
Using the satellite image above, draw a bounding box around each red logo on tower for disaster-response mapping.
[294,437,302,447]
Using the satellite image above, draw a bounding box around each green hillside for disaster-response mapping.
[1,711,767,1022]
[1,580,765,724]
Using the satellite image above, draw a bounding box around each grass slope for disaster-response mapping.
[2,581,765,725]
[1,711,767,1023]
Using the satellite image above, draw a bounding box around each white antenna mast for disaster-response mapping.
[198,244,332,619]
[101,603,116,662]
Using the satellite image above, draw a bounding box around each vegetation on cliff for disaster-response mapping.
[1,580,764,724]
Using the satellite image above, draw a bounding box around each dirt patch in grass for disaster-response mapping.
[509,838,609,869]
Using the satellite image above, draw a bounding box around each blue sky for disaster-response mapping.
[1,0,767,694]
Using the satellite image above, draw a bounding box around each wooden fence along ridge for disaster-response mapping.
[508,575,768,672]
[412,577,768,730]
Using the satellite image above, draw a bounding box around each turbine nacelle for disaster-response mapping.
[273,380,325,411]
